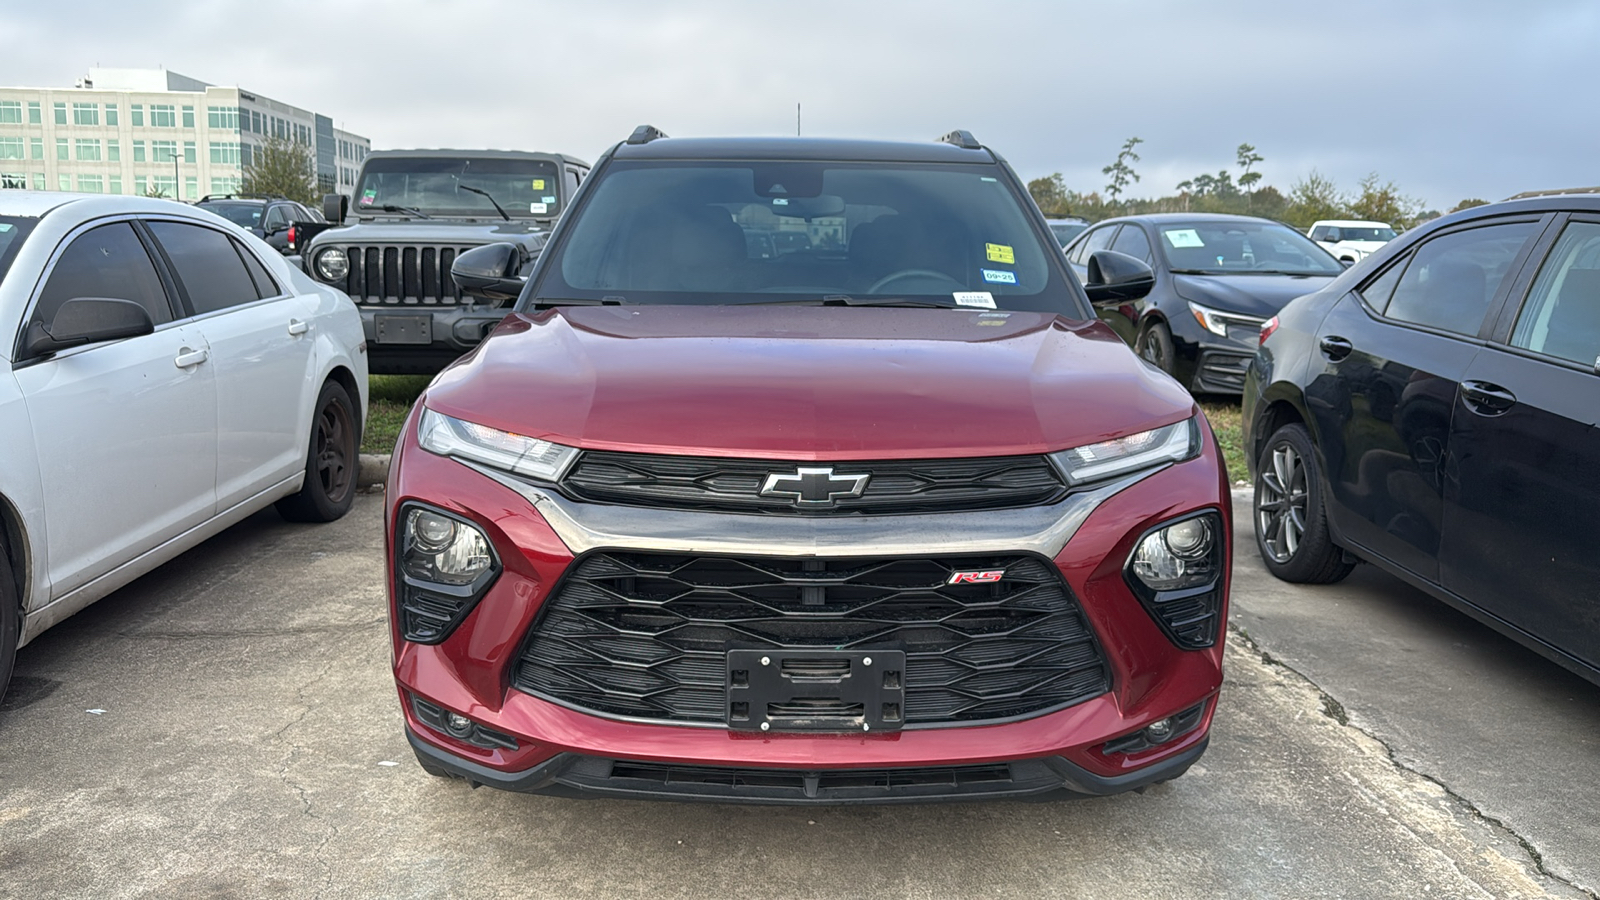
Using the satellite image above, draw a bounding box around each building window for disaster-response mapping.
[30,138,43,160]
[32,172,45,190]
[0,138,22,160]
[133,140,146,162]
[0,173,24,190]
[150,104,176,127]
[105,104,119,127]
[75,138,101,161]
[107,139,120,162]
[182,105,194,128]
[58,173,69,191]
[109,175,122,194]
[209,141,241,165]
[151,140,177,163]
[210,175,242,194]
[55,138,67,161]
[131,104,144,127]
[53,102,67,125]
[150,174,176,198]
[207,106,239,130]
[184,141,196,164]
[135,175,147,195]
[240,143,252,167]
[185,176,197,199]
[27,101,40,124]
[73,103,99,126]
[0,101,20,124]
[77,174,103,193]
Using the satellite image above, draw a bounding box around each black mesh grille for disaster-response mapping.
[340,244,470,305]
[560,452,1067,516]
[514,552,1110,727]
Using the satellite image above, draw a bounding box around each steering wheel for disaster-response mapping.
[868,268,964,295]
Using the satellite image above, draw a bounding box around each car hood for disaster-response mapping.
[424,305,1196,460]
[307,219,546,247]
[1171,273,1334,318]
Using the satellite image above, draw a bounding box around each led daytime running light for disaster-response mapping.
[418,408,579,482]
[1051,417,1199,485]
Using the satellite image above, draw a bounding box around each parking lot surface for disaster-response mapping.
[0,492,1594,899]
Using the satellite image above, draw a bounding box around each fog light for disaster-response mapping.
[1131,516,1217,591]
[446,713,474,737]
[402,508,493,586]
[1146,717,1174,742]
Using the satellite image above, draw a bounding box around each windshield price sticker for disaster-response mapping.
[982,268,1017,284]
[985,243,1016,264]
[530,202,549,214]
[953,291,997,309]
[1165,229,1205,248]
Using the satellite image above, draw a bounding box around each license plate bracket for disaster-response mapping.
[726,649,905,733]
[374,314,433,345]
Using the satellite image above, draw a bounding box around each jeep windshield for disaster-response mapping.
[1159,221,1343,276]
[354,157,561,219]
[529,161,1085,315]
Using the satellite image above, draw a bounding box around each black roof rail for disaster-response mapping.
[196,193,287,203]
[627,125,669,145]
[938,130,982,150]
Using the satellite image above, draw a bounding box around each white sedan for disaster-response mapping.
[0,193,368,698]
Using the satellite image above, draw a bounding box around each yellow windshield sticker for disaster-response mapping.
[985,243,1015,264]
[532,179,546,190]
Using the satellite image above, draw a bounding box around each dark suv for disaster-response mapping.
[194,195,322,257]
[385,127,1231,804]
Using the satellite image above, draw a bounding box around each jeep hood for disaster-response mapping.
[423,305,1196,460]
[1172,273,1333,319]
[309,219,545,245]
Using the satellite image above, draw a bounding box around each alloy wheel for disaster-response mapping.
[1256,442,1308,563]
[314,399,354,503]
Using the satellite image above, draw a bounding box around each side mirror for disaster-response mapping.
[451,242,527,301]
[23,297,155,358]
[1084,250,1156,304]
[322,193,348,225]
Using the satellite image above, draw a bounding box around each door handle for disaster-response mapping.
[1318,335,1353,361]
[173,347,209,368]
[288,319,310,336]
[1461,380,1516,415]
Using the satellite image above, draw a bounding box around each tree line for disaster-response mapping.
[1028,137,1490,231]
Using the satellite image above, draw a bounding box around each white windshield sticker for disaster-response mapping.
[981,268,1017,284]
[1165,229,1205,248]
[529,202,549,214]
[953,291,996,309]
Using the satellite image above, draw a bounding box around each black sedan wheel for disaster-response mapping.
[1136,321,1175,375]
[276,381,360,523]
[1253,423,1354,583]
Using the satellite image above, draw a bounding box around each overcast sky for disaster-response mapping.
[2,1,1593,210]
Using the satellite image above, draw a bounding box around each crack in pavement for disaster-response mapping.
[1230,624,1599,900]
[272,656,342,900]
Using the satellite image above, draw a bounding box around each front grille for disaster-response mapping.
[336,244,473,305]
[560,451,1067,516]
[514,552,1110,727]
[1196,351,1251,392]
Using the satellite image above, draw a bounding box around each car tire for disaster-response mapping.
[0,542,19,703]
[276,380,360,523]
[1253,423,1354,584]
[1136,320,1175,375]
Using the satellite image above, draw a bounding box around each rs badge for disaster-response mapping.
[948,570,1005,585]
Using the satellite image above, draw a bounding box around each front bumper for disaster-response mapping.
[360,306,511,374]
[386,411,1232,799]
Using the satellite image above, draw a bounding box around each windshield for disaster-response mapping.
[201,202,264,228]
[1327,226,1397,242]
[531,160,1081,314]
[1158,220,1342,276]
[354,157,561,218]
[0,216,36,289]
[1049,222,1087,246]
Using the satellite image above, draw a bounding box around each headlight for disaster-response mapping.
[401,507,493,586]
[1049,417,1200,486]
[314,247,348,281]
[1188,301,1265,339]
[1124,511,1226,649]
[418,408,579,482]
[1130,516,1217,591]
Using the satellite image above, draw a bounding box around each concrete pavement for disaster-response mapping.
[0,492,1593,898]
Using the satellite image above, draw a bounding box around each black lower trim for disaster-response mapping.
[406,728,1207,805]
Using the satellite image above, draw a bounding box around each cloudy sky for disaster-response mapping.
[2,1,1593,210]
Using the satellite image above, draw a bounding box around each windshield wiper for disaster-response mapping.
[746,295,955,309]
[456,183,511,222]
[376,205,432,219]
[528,297,629,309]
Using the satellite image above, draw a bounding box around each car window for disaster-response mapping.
[1358,253,1410,314]
[31,221,172,332]
[1157,221,1342,275]
[263,206,288,230]
[1049,222,1087,247]
[234,239,281,298]
[1383,222,1538,337]
[1111,224,1152,263]
[147,221,264,315]
[1071,225,1117,266]
[204,203,263,229]
[1509,221,1600,367]
[1310,226,1331,241]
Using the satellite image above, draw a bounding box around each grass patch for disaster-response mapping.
[1199,398,1246,484]
[362,375,430,455]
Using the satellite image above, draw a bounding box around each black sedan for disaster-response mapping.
[1064,213,1343,393]
[1243,194,1600,685]
[195,195,323,256]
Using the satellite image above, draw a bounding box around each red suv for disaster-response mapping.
[386,127,1232,803]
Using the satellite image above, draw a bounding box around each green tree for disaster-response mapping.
[1284,170,1347,229]
[1236,143,1264,194]
[1451,198,1489,213]
[1027,173,1071,216]
[1348,173,1422,228]
[241,136,318,206]
[1102,136,1143,202]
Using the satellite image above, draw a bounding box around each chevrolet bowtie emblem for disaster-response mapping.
[760,466,870,507]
